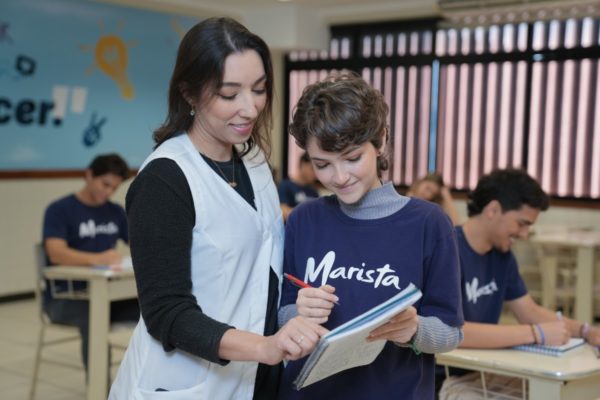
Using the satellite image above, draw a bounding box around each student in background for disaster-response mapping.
[277,152,319,221]
[42,152,139,371]
[109,17,326,399]
[438,169,600,398]
[277,73,463,400]
[407,173,461,225]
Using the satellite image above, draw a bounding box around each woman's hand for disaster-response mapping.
[366,306,418,344]
[296,285,338,324]
[259,316,329,364]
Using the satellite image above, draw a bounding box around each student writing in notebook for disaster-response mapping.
[42,153,139,373]
[438,169,600,398]
[277,73,464,400]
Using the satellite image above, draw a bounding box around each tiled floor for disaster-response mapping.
[0,298,124,400]
[2,297,598,400]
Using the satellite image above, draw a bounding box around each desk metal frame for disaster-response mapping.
[436,346,600,400]
[44,266,136,400]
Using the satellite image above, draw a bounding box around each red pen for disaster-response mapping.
[284,272,312,289]
[283,273,340,305]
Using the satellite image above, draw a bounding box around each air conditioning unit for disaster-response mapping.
[437,0,599,26]
[439,0,552,13]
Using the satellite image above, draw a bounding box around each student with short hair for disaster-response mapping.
[407,172,460,225]
[277,152,319,221]
[42,152,138,371]
[277,73,464,400]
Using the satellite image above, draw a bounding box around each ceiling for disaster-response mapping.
[103,0,440,25]
[101,0,597,49]
[98,0,439,49]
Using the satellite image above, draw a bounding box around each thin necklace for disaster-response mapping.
[209,155,237,188]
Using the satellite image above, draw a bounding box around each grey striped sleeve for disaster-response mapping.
[398,315,463,354]
[278,303,299,328]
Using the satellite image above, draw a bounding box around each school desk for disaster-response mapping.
[44,266,137,400]
[436,344,600,400]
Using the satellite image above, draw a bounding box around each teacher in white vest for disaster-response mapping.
[110,17,327,400]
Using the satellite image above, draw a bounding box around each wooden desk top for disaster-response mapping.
[44,265,135,281]
[436,345,600,381]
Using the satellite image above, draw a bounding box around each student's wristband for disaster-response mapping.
[535,324,545,345]
[409,338,421,355]
[529,324,539,344]
[580,323,590,340]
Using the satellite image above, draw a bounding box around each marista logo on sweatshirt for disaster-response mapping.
[304,250,401,289]
[79,220,119,238]
[465,277,498,304]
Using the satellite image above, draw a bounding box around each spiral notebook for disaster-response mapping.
[293,283,422,390]
[512,337,585,357]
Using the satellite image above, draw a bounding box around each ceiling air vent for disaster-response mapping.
[437,0,599,26]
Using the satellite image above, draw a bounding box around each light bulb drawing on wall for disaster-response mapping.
[80,21,137,100]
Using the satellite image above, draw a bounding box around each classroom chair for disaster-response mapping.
[29,243,135,399]
[439,367,527,400]
[536,244,600,318]
[29,243,82,400]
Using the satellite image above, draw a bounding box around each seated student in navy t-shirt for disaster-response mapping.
[277,73,464,400]
[277,152,319,221]
[437,169,600,399]
[42,153,139,372]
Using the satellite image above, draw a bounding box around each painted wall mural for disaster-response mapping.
[0,0,197,170]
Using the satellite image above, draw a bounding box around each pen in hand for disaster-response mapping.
[283,273,340,305]
[284,273,312,289]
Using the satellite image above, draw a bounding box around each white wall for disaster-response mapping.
[0,178,131,296]
[451,198,600,231]
[2,183,598,297]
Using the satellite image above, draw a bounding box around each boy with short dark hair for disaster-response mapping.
[438,168,600,398]
[42,153,138,371]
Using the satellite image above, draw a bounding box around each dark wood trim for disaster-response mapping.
[0,169,138,179]
[0,170,86,179]
[0,292,34,303]
[450,190,600,210]
[548,197,600,210]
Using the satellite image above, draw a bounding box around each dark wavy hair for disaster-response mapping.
[467,169,549,217]
[153,17,273,159]
[289,73,389,173]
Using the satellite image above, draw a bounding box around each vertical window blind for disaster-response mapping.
[285,16,600,200]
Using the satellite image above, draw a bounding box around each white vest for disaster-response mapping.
[110,134,284,400]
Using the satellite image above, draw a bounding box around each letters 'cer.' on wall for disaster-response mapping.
[0,0,198,172]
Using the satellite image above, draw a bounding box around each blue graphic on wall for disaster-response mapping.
[0,0,197,170]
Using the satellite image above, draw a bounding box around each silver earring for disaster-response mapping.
[190,107,196,117]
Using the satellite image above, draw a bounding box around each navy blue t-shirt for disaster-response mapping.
[278,196,463,400]
[42,194,128,294]
[456,226,528,324]
[277,179,319,207]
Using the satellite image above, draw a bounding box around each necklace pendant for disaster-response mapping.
[229,181,237,188]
